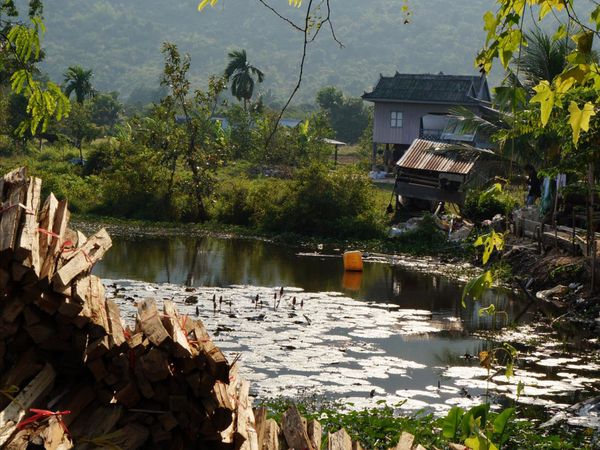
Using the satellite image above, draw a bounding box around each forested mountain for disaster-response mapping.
[37,0,495,103]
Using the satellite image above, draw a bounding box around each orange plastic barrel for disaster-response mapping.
[343,271,363,291]
[343,250,363,272]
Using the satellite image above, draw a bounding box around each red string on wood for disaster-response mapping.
[16,408,72,435]
[0,203,35,216]
[36,228,60,239]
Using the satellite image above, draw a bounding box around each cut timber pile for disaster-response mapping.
[0,167,258,449]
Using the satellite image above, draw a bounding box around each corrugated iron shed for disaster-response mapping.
[396,139,479,175]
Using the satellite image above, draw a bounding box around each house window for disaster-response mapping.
[390,111,403,128]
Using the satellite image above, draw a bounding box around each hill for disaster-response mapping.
[37,0,494,104]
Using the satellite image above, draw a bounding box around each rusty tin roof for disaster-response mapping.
[396,139,480,175]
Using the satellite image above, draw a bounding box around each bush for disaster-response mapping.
[462,188,517,223]
[212,163,384,239]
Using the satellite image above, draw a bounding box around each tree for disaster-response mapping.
[316,86,369,143]
[60,101,99,162]
[1,1,70,135]
[63,65,95,103]
[515,28,574,89]
[476,1,599,146]
[158,42,228,221]
[224,49,264,110]
[89,92,122,130]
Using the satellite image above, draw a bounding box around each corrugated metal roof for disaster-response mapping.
[362,73,490,104]
[396,139,479,175]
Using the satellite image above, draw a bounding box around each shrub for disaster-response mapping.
[462,187,517,223]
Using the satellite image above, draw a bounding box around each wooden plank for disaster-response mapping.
[0,167,27,254]
[328,428,352,450]
[15,177,42,277]
[37,193,58,273]
[76,275,110,339]
[162,300,192,357]
[307,419,322,450]
[254,407,267,450]
[262,419,280,450]
[52,228,111,289]
[106,299,126,347]
[235,379,259,450]
[40,199,69,281]
[0,349,42,411]
[394,432,415,450]
[281,405,313,450]
[0,364,56,445]
[191,319,229,382]
[137,298,170,347]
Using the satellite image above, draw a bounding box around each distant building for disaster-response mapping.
[362,72,492,167]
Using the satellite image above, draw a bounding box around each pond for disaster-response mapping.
[94,234,600,417]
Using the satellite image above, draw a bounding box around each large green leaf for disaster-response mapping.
[568,101,596,145]
[442,407,464,440]
[530,81,554,127]
[493,407,515,445]
[462,271,494,306]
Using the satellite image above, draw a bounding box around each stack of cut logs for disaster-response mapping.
[0,167,259,449]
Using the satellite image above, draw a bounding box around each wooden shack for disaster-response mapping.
[394,138,499,205]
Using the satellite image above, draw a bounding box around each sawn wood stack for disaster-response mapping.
[0,167,259,449]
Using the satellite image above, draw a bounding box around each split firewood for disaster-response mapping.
[137,298,171,347]
[37,194,58,273]
[253,407,267,449]
[234,379,259,450]
[0,364,56,446]
[307,419,322,450]
[0,168,28,255]
[328,428,352,450]
[14,177,42,276]
[162,300,192,357]
[281,405,314,450]
[52,228,111,289]
[40,199,69,281]
[261,419,280,450]
[106,299,126,347]
[394,432,415,450]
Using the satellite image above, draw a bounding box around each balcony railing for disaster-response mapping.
[419,128,443,140]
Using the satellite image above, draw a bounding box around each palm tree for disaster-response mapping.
[515,28,574,88]
[224,49,264,110]
[63,65,95,104]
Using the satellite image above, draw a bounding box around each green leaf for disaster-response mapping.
[592,6,600,31]
[552,24,567,41]
[517,380,525,398]
[468,404,490,429]
[505,360,514,379]
[442,407,464,440]
[462,271,494,306]
[479,304,496,317]
[530,81,555,127]
[568,101,596,145]
[493,407,515,445]
[479,183,502,202]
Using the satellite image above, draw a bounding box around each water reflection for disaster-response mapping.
[94,235,525,332]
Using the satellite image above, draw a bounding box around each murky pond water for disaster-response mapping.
[94,235,600,419]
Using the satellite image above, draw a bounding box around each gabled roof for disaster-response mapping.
[362,73,490,105]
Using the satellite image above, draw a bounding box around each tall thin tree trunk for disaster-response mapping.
[588,161,596,292]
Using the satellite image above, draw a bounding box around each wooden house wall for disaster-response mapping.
[373,102,478,145]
